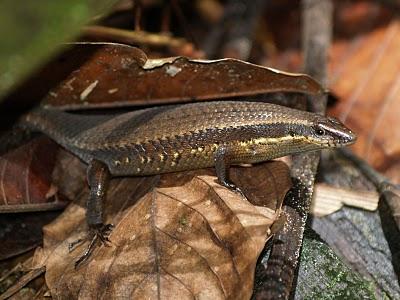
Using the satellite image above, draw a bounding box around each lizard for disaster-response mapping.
[18,100,356,266]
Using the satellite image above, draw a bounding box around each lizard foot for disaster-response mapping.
[69,223,114,268]
[221,180,248,201]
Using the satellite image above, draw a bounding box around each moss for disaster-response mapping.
[296,229,377,299]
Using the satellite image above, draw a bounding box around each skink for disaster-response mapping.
[19,100,356,265]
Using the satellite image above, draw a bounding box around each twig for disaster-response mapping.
[83,25,187,48]
[170,0,197,47]
[0,267,46,300]
[161,2,171,34]
[0,263,23,283]
[339,148,400,230]
[255,1,333,299]
[202,0,267,60]
[374,0,400,12]
[133,0,143,32]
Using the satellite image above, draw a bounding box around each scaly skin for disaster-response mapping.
[21,101,356,176]
[19,100,356,267]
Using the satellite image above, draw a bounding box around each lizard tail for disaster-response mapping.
[18,107,116,147]
[18,107,67,142]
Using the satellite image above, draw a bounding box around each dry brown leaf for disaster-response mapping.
[0,212,62,261]
[3,43,323,111]
[0,136,65,212]
[262,2,400,184]
[29,162,290,299]
[329,19,400,183]
[0,137,68,260]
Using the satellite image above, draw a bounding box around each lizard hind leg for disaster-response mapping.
[69,159,114,268]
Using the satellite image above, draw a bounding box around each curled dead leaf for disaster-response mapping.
[30,161,290,299]
[3,43,324,111]
[0,137,68,261]
[0,136,66,213]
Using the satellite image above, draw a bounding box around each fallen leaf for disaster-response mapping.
[329,19,400,184]
[4,43,324,111]
[262,2,400,184]
[0,136,68,260]
[0,212,61,260]
[30,161,290,299]
[51,148,87,202]
[0,136,66,212]
[310,183,379,217]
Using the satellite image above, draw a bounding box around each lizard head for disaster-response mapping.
[300,115,357,148]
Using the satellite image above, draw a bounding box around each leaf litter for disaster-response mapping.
[27,159,290,299]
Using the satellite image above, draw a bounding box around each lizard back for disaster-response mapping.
[19,101,352,176]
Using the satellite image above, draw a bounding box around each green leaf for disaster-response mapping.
[0,0,119,100]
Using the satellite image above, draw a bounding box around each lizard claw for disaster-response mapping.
[96,223,114,244]
[69,223,114,268]
[221,180,248,201]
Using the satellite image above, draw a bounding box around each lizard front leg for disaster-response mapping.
[214,145,247,199]
[70,159,114,267]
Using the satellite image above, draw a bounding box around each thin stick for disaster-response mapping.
[255,1,333,299]
[170,0,197,46]
[339,148,400,230]
[0,267,46,300]
[83,25,187,48]
[133,0,142,32]
[202,0,267,59]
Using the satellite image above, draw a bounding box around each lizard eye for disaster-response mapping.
[315,128,325,136]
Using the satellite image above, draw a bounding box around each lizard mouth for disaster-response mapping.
[328,132,357,147]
